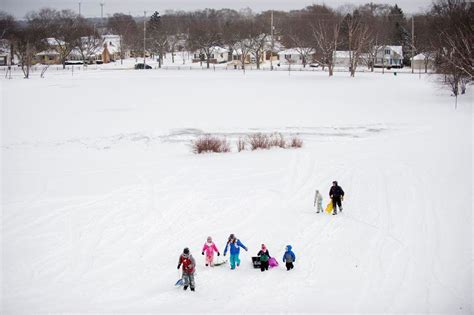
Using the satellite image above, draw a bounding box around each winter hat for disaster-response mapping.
[183,247,190,255]
[332,181,338,185]
[229,234,235,241]
[207,236,212,243]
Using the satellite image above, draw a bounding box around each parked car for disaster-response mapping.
[309,63,319,68]
[134,63,152,69]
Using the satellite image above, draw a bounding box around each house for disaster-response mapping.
[35,38,64,64]
[412,53,435,71]
[99,35,127,63]
[332,51,370,68]
[0,39,11,66]
[332,51,351,67]
[36,49,61,64]
[193,46,228,64]
[231,48,254,64]
[373,45,403,68]
[264,40,284,62]
[277,49,313,65]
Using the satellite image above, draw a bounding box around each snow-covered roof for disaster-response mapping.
[45,38,65,46]
[388,45,403,57]
[278,48,306,55]
[333,51,353,58]
[0,39,10,54]
[375,45,403,57]
[210,46,228,54]
[36,49,60,56]
[412,53,434,61]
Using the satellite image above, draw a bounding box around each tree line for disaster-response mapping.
[0,0,472,98]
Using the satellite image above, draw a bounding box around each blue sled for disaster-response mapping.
[175,278,184,286]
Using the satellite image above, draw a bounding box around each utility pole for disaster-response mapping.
[100,3,104,21]
[411,16,415,74]
[78,2,81,16]
[270,10,274,71]
[143,11,147,68]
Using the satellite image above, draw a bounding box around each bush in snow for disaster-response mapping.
[289,136,303,148]
[237,137,246,152]
[192,135,230,154]
[269,133,287,148]
[247,133,271,150]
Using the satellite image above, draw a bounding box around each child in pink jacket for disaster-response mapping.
[201,236,220,267]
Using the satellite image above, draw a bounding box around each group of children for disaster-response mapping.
[177,234,297,292]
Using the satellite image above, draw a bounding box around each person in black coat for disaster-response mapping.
[329,181,345,215]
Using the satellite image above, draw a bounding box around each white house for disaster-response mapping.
[277,49,310,65]
[373,45,403,68]
[193,46,229,64]
[333,51,351,67]
[0,39,11,66]
[333,51,371,68]
[412,53,435,71]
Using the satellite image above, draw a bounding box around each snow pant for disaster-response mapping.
[286,262,294,271]
[332,197,342,214]
[317,201,323,212]
[205,254,214,266]
[230,254,240,269]
[182,272,195,289]
[260,260,269,272]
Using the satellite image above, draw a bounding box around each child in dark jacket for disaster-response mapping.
[282,245,296,271]
[257,244,271,272]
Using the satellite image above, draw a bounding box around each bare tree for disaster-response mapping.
[187,9,222,69]
[356,4,392,71]
[11,21,46,78]
[281,9,315,67]
[76,23,102,65]
[341,12,371,77]
[310,15,341,76]
[148,11,169,68]
[107,13,138,64]
[29,9,85,69]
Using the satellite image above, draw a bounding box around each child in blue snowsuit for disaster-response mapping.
[282,245,296,271]
[223,234,248,270]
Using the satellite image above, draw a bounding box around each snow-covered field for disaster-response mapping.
[1,69,472,314]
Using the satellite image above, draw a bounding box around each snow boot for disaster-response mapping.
[183,285,188,291]
[191,287,195,292]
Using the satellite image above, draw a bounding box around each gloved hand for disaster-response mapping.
[177,264,180,269]
[223,253,226,257]
[217,252,220,256]
[201,252,204,255]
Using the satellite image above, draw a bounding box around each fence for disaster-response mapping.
[1,63,431,77]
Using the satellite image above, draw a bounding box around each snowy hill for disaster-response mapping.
[1,69,472,314]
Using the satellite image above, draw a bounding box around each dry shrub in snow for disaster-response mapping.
[247,133,271,150]
[192,135,230,154]
[289,136,303,148]
[237,137,246,152]
[270,133,286,148]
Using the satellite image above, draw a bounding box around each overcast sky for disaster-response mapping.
[3,0,433,19]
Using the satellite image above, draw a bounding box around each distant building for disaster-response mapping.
[411,53,435,71]
[193,46,229,64]
[0,39,11,66]
[277,49,313,65]
[373,45,403,68]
